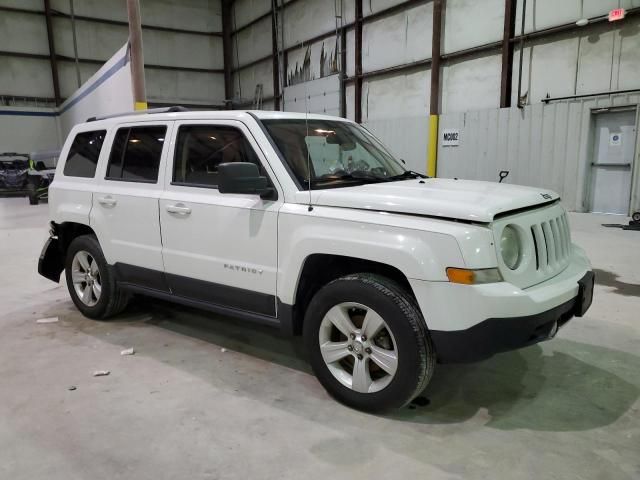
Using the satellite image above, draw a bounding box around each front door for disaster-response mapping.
[589,109,637,215]
[159,120,281,317]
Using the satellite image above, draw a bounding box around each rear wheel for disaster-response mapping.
[65,235,129,319]
[304,273,435,412]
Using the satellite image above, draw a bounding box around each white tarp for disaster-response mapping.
[57,43,134,139]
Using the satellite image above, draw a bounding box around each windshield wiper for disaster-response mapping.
[310,170,390,185]
[388,170,428,180]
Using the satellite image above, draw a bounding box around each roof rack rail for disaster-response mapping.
[86,106,189,122]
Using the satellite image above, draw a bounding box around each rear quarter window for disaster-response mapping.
[63,130,106,178]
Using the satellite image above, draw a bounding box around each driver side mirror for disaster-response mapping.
[218,162,275,199]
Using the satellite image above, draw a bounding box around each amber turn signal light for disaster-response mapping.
[446,267,502,285]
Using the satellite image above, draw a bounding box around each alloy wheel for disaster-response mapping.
[71,250,102,307]
[318,302,398,394]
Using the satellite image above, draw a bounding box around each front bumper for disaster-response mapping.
[431,270,593,362]
[410,245,594,363]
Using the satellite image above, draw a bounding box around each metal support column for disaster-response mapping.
[340,27,347,118]
[500,0,516,108]
[69,0,82,88]
[354,0,363,123]
[516,0,527,108]
[43,0,61,106]
[126,0,147,110]
[222,0,234,108]
[427,0,443,177]
[271,1,281,110]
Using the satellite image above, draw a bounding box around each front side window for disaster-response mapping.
[106,126,166,183]
[261,119,408,189]
[172,125,263,188]
[63,130,106,178]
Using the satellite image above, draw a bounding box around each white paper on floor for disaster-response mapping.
[36,317,59,324]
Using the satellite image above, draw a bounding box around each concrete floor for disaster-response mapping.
[0,196,638,480]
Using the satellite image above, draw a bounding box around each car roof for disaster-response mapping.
[80,109,353,129]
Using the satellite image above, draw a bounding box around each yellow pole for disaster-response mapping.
[427,114,439,177]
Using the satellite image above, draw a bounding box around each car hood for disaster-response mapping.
[312,178,559,222]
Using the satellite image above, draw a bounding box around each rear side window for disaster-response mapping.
[172,125,263,188]
[63,130,106,178]
[106,126,166,183]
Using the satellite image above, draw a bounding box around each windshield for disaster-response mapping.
[261,119,411,189]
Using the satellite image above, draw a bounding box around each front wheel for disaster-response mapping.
[303,273,435,412]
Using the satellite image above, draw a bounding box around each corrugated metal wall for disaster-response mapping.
[283,75,341,116]
[437,92,640,213]
[364,116,428,174]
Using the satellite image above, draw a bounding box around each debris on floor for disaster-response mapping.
[221,348,227,353]
[68,386,77,391]
[120,348,135,356]
[602,218,640,231]
[93,370,110,377]
[36,316,58,324]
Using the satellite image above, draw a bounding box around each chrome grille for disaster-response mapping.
[530,212,571,271]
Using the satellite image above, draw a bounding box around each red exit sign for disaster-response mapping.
[609,8,626,21]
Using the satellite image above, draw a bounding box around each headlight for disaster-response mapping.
[500,225,521,269]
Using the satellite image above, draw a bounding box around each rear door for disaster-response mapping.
[91,121,173,290]
[159,120,281,316]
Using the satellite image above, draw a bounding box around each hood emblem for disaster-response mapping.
[540,193,553,200]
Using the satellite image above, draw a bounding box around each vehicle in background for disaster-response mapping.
[0,150,59,204]
[26,150,60,205]
[0,153,30,196]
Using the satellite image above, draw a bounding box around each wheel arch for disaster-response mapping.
[38,221,97,283]
[284,253,418,336]
[56,221,97,253]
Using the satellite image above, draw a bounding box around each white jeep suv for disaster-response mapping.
[38,108,594,411]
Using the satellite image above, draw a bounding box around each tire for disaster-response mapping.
[64,235,129,319]
[303,273,435,412]
[633,212,640,222]
[27,183,38,205]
